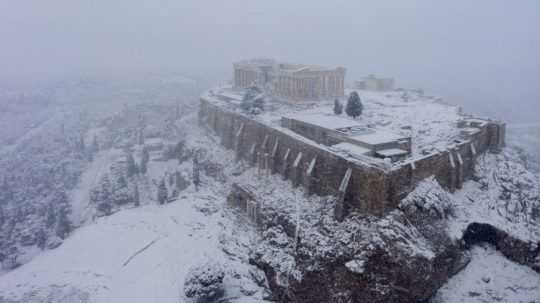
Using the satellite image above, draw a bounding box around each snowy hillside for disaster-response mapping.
[433,245,540,303]
[0,188,267,303]
[1,77,539,303]
[507,122,540,172]
[0,74,202,270]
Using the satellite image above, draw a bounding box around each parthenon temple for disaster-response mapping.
[233,58,346,101]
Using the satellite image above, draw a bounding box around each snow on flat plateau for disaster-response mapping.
[433,245,540,303]
[211,86,463,158]
[0,188,265,303]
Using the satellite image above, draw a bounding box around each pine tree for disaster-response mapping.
[138,129,145,145]
[169,173,175,187]
[126,152,138,177]
[55,207,72,239]
[140,148,150,174]
[117,175,127,189]
[133,185,140,207]
[175,140,185,163]
[46,204,56,228]
[137,114,146,145]
[157,178,168,205]
[36,229,47,250]
[333,98,343,115]
[193,157,201,192]
[100,175,112,201]
[345,91,363,119]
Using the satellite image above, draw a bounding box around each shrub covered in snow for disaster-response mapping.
[333,98,343,115]
[184,260,226,302]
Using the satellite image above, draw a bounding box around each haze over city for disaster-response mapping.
[1,0,539,122]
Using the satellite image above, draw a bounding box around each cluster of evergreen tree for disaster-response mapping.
[124,147,150,177]
[241,86,265,114]
[49,191,72,241]
[90,175,113,216]
[74,133,100,161]
[156,169,191,205]
[90,171,135,216]
[333,92,363,119]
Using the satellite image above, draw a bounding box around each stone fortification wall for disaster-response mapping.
[200,98,392,216]
[389,120,506,200]
[199,97,506,217]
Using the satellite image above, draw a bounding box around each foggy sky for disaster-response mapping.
[1,0,539,122]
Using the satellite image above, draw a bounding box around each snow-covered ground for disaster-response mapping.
[1,78,538,303]
[433,245,540,303]
[0,90,269,302]
[305,90,463,156]
[0,182,266,303]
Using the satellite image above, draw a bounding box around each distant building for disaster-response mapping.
[233,58,346,101]
[355,75,394,91]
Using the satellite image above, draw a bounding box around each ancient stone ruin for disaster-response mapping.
[203,61,506,219]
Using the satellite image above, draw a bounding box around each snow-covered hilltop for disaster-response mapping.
[0,74,538,303]
[200,84,507,222]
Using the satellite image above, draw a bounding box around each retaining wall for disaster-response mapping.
[200,97,506,217]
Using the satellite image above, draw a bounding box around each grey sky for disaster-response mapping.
[1,0,539,121]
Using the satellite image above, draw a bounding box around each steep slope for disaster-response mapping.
[433,245,540,303]
[0,124,270,303]
[0,74,201,271]
[0,187,267,302]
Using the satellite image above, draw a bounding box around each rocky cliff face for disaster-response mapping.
[247,179,462,303]
[247,150,540,303]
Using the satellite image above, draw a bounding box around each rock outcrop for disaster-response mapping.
[250,180,468,303]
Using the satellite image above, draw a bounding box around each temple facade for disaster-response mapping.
[233,58,346,101]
